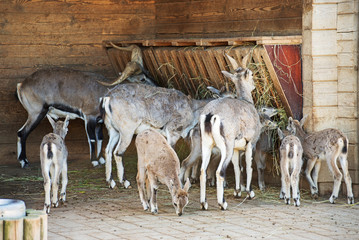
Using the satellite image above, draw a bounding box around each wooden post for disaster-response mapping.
[3,218,23,240]
[0,219,3,240]
[26,209,48,240]
[23,215,40,240]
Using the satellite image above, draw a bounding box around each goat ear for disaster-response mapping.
[183,178,191,192]
[241,52,251,69]
[225,54,239,70]
[221,70,233,80]
[277,128,284,140]
[300,115,308,127]
[47,115,56,129]
[64,115,70,128]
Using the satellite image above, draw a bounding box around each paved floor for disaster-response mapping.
[1,160,358,240]
[46,189,359,240]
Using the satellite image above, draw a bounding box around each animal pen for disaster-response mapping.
[0,0,358,238]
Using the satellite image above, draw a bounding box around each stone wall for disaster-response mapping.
[302,0,358,197]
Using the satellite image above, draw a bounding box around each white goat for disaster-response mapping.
[101,83,207,188]
[136,129,191,216]
[286,116,354,204]
[277,127,303,206]
[40,115,69,214]
[180,106,278,194]
[199,54,261,210]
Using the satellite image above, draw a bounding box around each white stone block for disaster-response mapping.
[338,67,358,91]
[312,106,337,130]
[337,32,358,41]
[337,14,357,32]
[338,1,357,14]
[313,82,338,106]
[312,30,337,55]
[312,4,337,30]
[337,40,356,53]
[338,106,357,118]
[338,92,356,107]
[312,56,338,81]
[338,52,357,67]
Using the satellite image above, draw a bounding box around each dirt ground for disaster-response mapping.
[1,153,358,239]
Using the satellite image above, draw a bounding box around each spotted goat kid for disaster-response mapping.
[277,127,303,207]
[136,129,191,216]
[40,115,69,214]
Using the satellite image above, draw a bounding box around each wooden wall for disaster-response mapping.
[0,0,302,165]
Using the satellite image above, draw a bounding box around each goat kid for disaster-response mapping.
[136,129,191,216]
[199,53,261,210]
[287,116,354,204]
[40,115,69,214]
[277,127,303,206]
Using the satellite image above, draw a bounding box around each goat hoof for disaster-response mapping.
[123,180,131,189]
[311,193,319,199]
[20,159,29,169]
[91,160,99,167]
[109,179,116,189]
[98,157,106,165]
[348,196,354,204]
[329,195,337,204]
[44,204,50,214]
[219,201,228,210]
[201,202,208,210]
[151,209,158,214]
[233,190,241,198]
[285,198,290,205]
[247,191,255,199]
[52,201,59,208]
[294,199,300,207]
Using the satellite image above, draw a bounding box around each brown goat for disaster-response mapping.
[136,129,190,216]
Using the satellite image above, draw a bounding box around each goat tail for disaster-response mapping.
[101,97,113,120]
[47,143,54,159]
[339,137,348,155]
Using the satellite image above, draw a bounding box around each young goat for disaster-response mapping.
[286,116,354,204]
[136,129,191,216]
[277,127,303,206]
[40,115,69,214]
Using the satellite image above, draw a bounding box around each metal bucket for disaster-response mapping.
[0,199,26,219]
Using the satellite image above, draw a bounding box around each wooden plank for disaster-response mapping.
[169,49,192,95]
[200,50,221,89]
[1,1,155,14]
[177,50,197,96]
[252,48,280,108]
[192,49,211,86]
[162,48,181,89]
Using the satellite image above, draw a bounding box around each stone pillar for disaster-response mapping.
[302,0,358,197]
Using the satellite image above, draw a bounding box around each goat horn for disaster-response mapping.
[109,42,136,52]
[98,61,142,86]
[225,54,239,71]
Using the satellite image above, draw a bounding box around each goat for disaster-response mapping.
[17,45,153,168]
[179,86,236,184]
[199,53,261,210]
[277,126,303,206]
[136,129,191,216]
[99,43,154,86]
[286,116,354,204]
[40,115,69,214]
[100,83,207,188]
[180,106,278,193]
